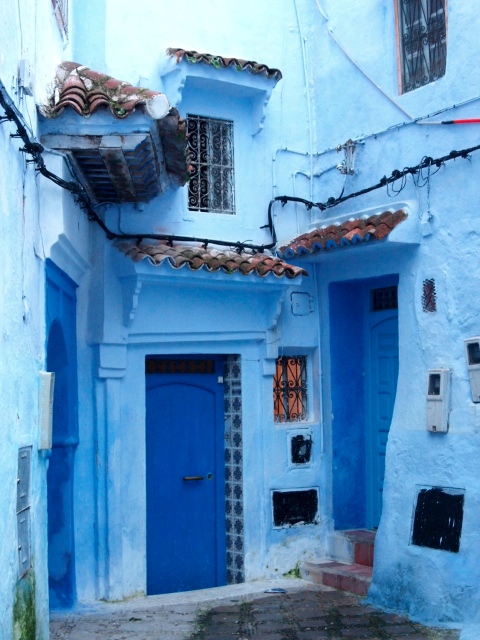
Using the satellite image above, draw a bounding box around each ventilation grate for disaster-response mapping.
[422,278,437,312]
[372,286,398,311]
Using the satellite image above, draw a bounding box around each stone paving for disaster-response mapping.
[192,590,460,640]
[50,579,460,640]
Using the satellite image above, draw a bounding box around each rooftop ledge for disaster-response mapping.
[159,48,283,135]
[278,202,421,260]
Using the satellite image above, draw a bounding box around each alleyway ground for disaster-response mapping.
[50,578,464,640]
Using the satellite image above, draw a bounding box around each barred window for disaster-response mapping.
[187,115,235,214]
[273,356,308,422]
[397,0,447,94]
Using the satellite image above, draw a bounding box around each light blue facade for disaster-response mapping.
[2,0,480,636]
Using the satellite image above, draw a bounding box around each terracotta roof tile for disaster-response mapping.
[43,62,171,120]
[279,210,408,259]
[167,48,282,81]
[117,242,307,279]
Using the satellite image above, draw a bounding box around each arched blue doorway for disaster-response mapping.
[46,260,78,609]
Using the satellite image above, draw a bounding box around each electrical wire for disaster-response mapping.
[0,78,277,254]
[267,144,480,216]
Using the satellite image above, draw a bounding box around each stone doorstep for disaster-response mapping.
[342,530,376,568]
[300,561,373,597]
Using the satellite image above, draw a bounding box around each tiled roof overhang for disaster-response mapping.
[44,62,169,119]
[40,62,188,203]
[118,242,307,279]
[279,210,408,259]
[167,48,282,82]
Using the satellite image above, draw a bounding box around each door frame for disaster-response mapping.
[145,354,226,593]
[330,275,399,531]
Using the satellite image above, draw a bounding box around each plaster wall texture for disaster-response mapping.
[289,0,480,625]
[9,0,478,628]
[62,0,328,605]
[0,1,73,638]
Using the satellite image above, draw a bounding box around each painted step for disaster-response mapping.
[300,561,373,596]
[342,529,376,567]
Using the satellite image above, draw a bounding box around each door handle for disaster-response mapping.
[183,475,204,481]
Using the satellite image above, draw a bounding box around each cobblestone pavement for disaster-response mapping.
[191,590,460,640]
[50,580,460,640]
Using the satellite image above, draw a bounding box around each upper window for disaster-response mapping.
[396,0,447,94]
[273,356,308,422]
[187,115,235,215]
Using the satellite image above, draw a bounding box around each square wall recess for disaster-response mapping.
[272,488,318,528]
[288,429,313,467]
[411,486,465,553]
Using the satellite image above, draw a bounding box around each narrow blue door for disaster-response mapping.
[45,260,78,608]
[366,315,399,528]
[146,358,226,594]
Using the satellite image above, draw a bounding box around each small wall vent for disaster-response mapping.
[422,278,437,312]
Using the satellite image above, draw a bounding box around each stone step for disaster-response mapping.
[300,561,373,596]
[342,529,376,567]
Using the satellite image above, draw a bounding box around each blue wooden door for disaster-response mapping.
[45,260,78,608]
[366,316,399,528]
[146,358,226,594]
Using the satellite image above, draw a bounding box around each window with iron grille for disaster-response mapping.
[273,356,308,422]
[51,0,68,39]
[397,0,447,94]
[187,115,235,214]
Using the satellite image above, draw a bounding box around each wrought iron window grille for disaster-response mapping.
[273,356,308,423]
[397,0,447,94]
[187,114,235,214]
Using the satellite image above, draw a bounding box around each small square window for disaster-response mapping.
[396,0,447,94]
[187,115,235,214]
[273,356,308,422]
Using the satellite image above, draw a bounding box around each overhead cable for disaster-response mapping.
[0,78,276,253]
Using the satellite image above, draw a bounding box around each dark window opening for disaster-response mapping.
[273,356,308,422]
[397,0,447,94]
[411,486,464,553]
[372,286,398,311]
[145,359,215,374]
[272,489,318,527]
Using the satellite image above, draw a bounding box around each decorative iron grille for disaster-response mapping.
[372,286,398,311]
[273,356,308,422]
[422,278,437,312]
[187,115,235,214]
[398,0,447,93]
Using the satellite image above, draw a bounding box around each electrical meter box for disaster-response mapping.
[464,337,480,402]
[426,368,451,433]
